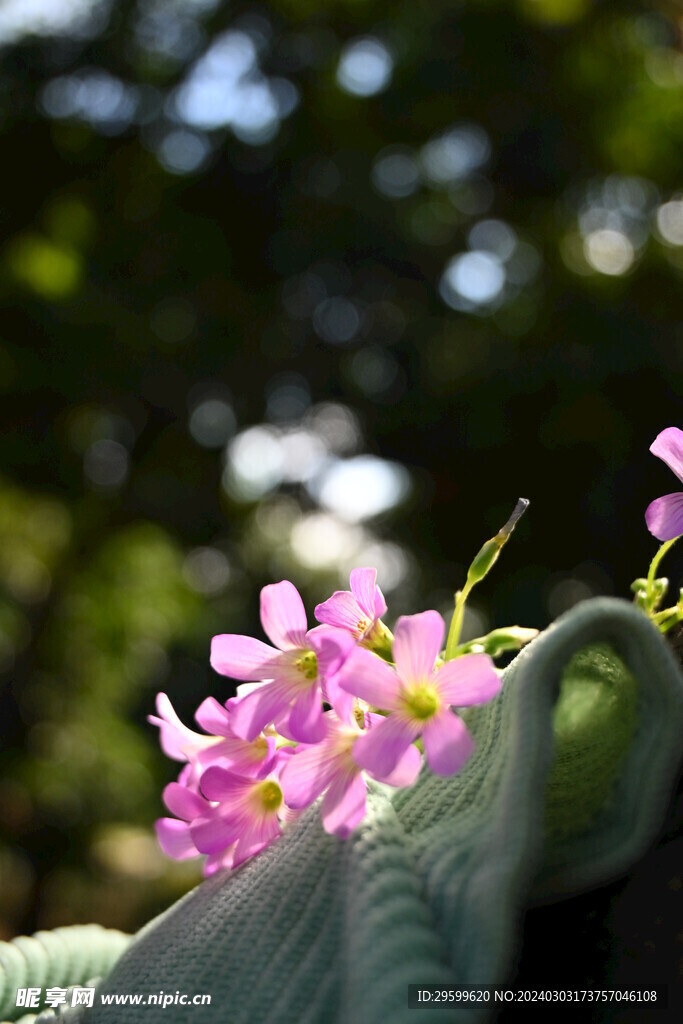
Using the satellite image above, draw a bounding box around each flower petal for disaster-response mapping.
[307,625,355,679]
[337,648,401,709]
[421,710,474,777]
[350,567,387,620]
[193,735,273,773]
[645,492,683,542]
[392,610,444,683]
[373,585,388,620]
[352,713,418,778]
[194,696,232,736]
[155,818,197,860]
[288,685,326,743]
[191,814,242,855]
[314,590,364,633]
[375,741,422,788]
[210,634,280,681]
[148,693,207,761]
[204,846,235,876]
[279,741,339,809]
[230,680,292,741]
[650,427,683,485]
[162,782,208,821]
[434,653,502,707]
[260,581,308,650]
[231,816,281,867]
[199,766,253,802]
[321,770,367,838]
[324,673,355,723]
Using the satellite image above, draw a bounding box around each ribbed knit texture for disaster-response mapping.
[3,598,682,1024]
[0,927,130,1023]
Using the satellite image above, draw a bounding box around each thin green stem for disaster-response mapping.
[445,582,472,659]
[651,603,683,632]
[646,537,680,611]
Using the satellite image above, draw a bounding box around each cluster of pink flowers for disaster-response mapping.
[151,568,502,875]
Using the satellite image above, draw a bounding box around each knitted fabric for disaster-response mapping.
[0,927,130,1024]
[2,598,682,1024]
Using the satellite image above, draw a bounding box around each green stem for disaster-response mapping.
[445,582,473,659]
[651,604,683,632]
[646,537,679,611]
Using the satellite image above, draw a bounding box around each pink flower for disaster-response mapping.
[155,770,235,876]
[148,692,274,775]
[645,427,683,541]
[211,580,354,744]
[314,567,387,642]
[191,760,291,869]
[279,709,421,838]
[339,610,501,778]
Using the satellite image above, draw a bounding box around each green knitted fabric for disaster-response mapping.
[0,927,130,1024]
[2,598,682,1024]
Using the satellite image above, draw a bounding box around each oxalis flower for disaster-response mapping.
[211,580,354,744]
[148,692,274,775]
[315,567,388,643]
[155,768,235,876]
[645,427,683,541]
[339,610,502,777]
[192,759,293,869]
[279,708,421,838]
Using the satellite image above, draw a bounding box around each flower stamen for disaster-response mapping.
[402,682,440,721]
[253,779,283,814]
[294,650,318,679]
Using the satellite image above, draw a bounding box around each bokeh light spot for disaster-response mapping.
[372,148,420,199]
[468,219,517,260]
[656,199,683,246]
[157,130,211,175]
[182,548,231,595]
[224,426,284,501]
[304,403,362,455]
[313,297,361,345]
[9,235,81,299]
[188,397,236,449]
[583,229,634,275]
[83,439,129,490]
[440,251,505,311]
[266,373,311,422]
[308,456,411,523]
[290,513,362,570]
[336,38,393,97]
[0,0,110,46]
[421,125,490,186]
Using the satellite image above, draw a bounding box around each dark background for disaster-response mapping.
[0,0,680,1010]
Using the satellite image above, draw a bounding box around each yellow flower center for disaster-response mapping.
[250,736,268,760]
[355,618,369,638]
[294,649,318,680]
[402,682,440,721]
[254,780,283,814]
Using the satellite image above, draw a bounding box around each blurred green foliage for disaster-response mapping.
[0,0,681,938]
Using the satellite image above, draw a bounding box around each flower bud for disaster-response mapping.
[445,498,530,660]
[361,619,394,661]
[457,626,538,658]
[465,498,529,586]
